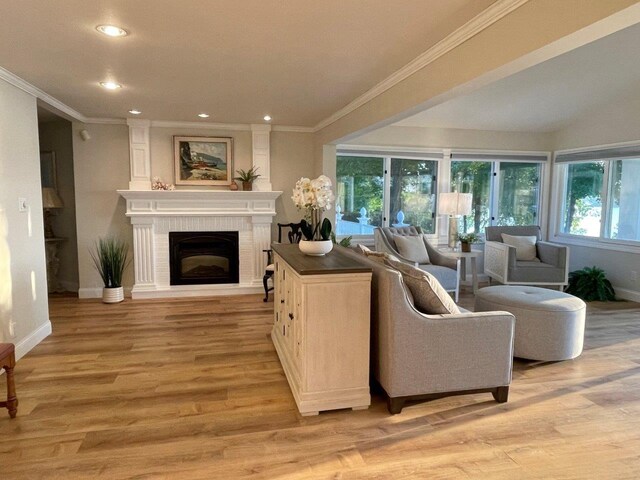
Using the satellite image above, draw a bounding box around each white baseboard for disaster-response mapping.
[132,283,263,299]
[613,286,640,303]
[15,321,52,361]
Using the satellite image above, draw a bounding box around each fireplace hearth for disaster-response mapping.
[169,231,239,285]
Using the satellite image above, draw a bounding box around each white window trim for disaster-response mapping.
[550,142,640,254]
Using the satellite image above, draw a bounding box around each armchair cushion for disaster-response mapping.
[393,234,430,264]
[501,233,538,261]
[385,257,459,315]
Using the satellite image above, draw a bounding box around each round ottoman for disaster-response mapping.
[474,286,586,361]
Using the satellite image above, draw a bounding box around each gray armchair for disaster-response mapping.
[374,226,460,301]
[484,226,569,289]
[342,246,515,414]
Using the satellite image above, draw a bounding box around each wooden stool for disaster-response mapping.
[0,343,17,418]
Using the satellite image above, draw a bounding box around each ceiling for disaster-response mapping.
[395,22,640,133]
[0,0,494,126]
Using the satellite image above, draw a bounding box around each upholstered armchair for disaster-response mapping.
[374,226,460,301]
[484,226,569,289]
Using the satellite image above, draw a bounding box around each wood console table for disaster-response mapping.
[271,244,372,416]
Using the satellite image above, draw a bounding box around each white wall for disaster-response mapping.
[552,91,640,301]
[0,78,51,358]
[38,119,79,292]
[345,125,553,151]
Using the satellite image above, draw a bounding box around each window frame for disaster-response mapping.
[551,142,640,254]
[336,147,443,242]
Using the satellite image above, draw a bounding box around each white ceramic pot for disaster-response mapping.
[102,286,124,304]
[299,240,333,256]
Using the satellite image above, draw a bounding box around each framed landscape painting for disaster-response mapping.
[173,136,233,186]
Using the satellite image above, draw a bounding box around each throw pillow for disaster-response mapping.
[501,234,538,261]
[385,257,459,315]
[356,244,397,264]
[393,235,430,264]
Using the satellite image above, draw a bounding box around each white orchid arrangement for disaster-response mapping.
[151,176,175,191]
[291,175,335,241]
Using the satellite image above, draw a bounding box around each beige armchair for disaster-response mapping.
[343,246,515,414]
[374,226,461,301]
[484,226,569,289]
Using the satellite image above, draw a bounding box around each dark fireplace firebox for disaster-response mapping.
[169,231,239,286]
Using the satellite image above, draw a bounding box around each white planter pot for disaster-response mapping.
[299,240,333,256]
[102,286,124,304]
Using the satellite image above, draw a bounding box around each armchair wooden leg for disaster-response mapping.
[5,365,17,418]
[387,397,405,414]
[263,275,270,302]
[492,386,509,403]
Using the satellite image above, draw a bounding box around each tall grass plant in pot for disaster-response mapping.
[90,237,130,303]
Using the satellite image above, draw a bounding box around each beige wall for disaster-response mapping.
[0,78,50,357]
[72,123,133,296]
[345,125,553,151]
[149,127,253,187]
[38,120,79,291]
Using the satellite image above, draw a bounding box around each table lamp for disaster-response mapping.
[42,187,64,238]
[438,192,472,249]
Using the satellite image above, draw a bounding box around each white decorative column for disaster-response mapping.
[131,218,156,294]
[252,216,273,280]
[251,124,272,191]
[127,119,152,190]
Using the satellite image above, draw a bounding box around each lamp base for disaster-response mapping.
[448,216,458,250]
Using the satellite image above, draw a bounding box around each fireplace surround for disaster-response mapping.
[117,190,281,298]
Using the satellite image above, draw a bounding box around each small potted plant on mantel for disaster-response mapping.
[90,237,130,303]
[234,167,260,191]
[456,232,480,253]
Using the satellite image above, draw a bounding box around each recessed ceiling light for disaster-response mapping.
[128,109,142,115]
[100,81,122,90]
[263,115,272,122]
[96,25,128,37]
[198,113,210,118]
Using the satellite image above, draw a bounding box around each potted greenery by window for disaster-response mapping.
[90,237,130,303]
[292,175,336,256]
[456,232,479,252]
[234,167,260,191]
[565,266,616,301]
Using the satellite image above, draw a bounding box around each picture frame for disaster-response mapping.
[40,151,57,191]
[173,136,233,186]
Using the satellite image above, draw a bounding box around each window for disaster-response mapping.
[555,144,640,245]
[450,155,544,236]
[336,154,439,236]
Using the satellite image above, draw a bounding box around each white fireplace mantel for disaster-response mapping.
[117,189,282,298]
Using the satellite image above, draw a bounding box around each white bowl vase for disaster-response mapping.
[102,286,124,304]
[299,240,333,256]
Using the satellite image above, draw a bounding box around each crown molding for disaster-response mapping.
[150,120,252,131]
[0,66,87,122]
[272,125,315,133]
[84,117,127,125]
[312,0,529,133]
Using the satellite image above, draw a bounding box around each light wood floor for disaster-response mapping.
[2,291,640,479]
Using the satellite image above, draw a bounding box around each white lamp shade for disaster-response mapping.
[438,192,472,216]
[42,188,64,209]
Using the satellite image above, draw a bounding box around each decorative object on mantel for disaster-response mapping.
[173,136,232,186]
[438,192,472,249]
[228,181,239,191]
[234,166,260,191]
[41,187,64,238]
[151,176,175,191]
[457,232,479,253]
[90,237,130,304]
[292,175,336,256]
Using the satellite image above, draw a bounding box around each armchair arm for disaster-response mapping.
[390,309,515,396]
[537,241,568,268]
[484,241,516,283]
[423,240,458,270]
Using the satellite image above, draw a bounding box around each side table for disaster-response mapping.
[438,248,481,294]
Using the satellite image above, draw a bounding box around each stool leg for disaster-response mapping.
[5,365,17,418]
